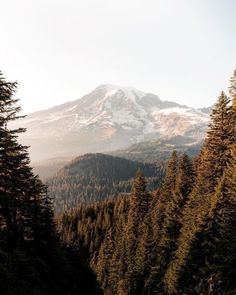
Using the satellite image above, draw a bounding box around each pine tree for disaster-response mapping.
[163,153,194,243]
[135,212,155,294]
[125,169,151,294]
[0,71,57,249]
[229,69,236,103]
[229,69,236,146]
[194,71,236,291]
[109,196,129,294]
[0,72,100,295]
[156,150,179,234]
[96,228,115,293]
[164,93,232,294]
[161,151,178,201]
[145,151,179,293]
[200,144,236,291]
[0,72,25,246]
[187,82,236,293]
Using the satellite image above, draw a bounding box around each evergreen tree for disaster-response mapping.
[0,72,56,249]
[164,92,232,294]
[156,150,179,233]
[0,73,24,246]
[161,150,178,202]
[145,151,178,293]
[229,69,236,145]
[229,69,236,103]
[199,144,236,292]
[163,153,194,245]
[0,72,99,295]
[96,228,115,293]
[125,169,151,294]
[109,197,129,294]
[135,213,155,294]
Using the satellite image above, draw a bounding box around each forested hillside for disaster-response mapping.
[1,69,236,295]
[0,73,100,295]
[108,136,202,163]
[58,70,236,294]
[32,136,202,179]
[47,153,165,212]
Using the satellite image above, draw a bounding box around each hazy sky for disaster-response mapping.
[1,0,235,113]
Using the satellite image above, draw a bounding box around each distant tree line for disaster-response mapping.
[48,153,165,213]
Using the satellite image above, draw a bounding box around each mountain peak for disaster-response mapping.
[95,84,146,102]
[14,84,210,162]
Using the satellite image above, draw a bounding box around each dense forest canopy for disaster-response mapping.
[58,70,236,294]
[47,153,165,212]
[0,69,236,295]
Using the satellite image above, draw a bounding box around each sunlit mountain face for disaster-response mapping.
[13,84,210,162]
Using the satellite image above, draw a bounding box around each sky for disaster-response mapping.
[0,0,235,113]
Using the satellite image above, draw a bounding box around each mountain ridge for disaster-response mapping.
[14,84,210,161]
[47,152,164,212]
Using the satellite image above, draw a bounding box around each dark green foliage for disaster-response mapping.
[47,153,164,213]
[0,72,99,295]
[58,70,236,295]
[0,246,100,295]
[164,84,236,294]
[199,145,236,292]
[58,153,194,294]
[124,170,151,294]
[2,70,235,295]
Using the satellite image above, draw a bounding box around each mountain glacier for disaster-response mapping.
[14,84,210,161]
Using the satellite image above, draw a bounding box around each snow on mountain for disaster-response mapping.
[14,84,210,161]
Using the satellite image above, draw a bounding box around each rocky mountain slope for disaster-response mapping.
[109,135,203,163]
[14,84,210,161]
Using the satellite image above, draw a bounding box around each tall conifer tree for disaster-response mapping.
[0,72,55,248]
[125,169,151,294]
[164,92,232,294]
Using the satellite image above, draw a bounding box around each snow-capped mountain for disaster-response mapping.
[14,84,210,161]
